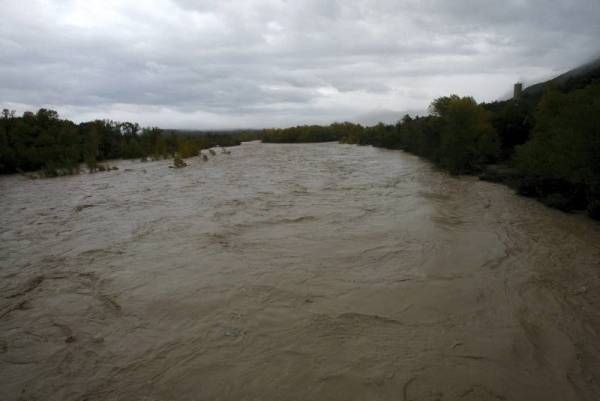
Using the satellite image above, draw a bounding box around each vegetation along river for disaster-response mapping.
[1,142,600,401]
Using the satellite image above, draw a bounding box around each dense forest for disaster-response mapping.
[1,59,598,219]
[0,109,258,176]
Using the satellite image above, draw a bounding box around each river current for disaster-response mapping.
[1,142,600,401]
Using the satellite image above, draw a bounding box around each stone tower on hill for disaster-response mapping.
[514,82,523,99]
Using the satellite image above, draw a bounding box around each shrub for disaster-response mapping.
[588,200,600,220]
[173,155,187,168]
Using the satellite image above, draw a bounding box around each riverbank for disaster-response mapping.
[479,164,594,215]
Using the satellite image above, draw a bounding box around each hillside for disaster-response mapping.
[523,56,600,98]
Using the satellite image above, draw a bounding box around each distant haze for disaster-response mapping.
[1,0,599,128]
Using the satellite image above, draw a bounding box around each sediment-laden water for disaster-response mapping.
[1,142,600,401]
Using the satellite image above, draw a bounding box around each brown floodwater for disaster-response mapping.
[1,142,600,401]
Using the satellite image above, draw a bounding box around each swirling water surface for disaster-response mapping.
[1,142,600,401]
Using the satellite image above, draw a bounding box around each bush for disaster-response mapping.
[588,200,600,220]
[516,176,587,210]
[516,176,541,197]
[432,95,500,173]
[542,193,573,212]
[173,155,187,168]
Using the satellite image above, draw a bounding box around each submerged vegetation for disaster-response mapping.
[172,154,188,169]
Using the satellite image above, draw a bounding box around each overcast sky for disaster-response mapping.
[1,0,599,128]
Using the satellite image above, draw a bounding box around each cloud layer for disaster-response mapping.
[1,0,599,128]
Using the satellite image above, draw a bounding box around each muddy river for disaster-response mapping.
[1,142,600,401]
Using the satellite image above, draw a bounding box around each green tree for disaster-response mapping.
[515,83,600,215]
[431,95,500,173]
[84,125,100,172]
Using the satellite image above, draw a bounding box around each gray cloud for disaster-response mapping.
[1,0,599,128]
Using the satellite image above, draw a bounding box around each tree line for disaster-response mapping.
[0,109,257,176]
[257,78,600,220]
[2,69,598,219]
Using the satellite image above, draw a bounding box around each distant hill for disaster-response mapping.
[523,56,600,98]
[355,109,426,126]
[164,128,261,136]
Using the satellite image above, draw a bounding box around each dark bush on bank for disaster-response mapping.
[588,200,600,220]
[173,155,187,168]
